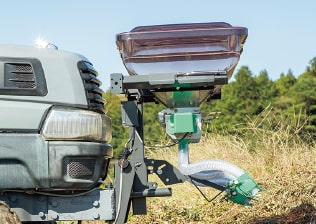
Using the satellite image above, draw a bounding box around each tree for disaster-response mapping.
[274,70,297,112]
[304,57,316,76]
[254,70,278,112]
[290,75,316,133]
[275,70,297,96]
[288,58,316,133]
[204,66,265,131]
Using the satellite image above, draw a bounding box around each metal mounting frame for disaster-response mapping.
[112,87,189,223]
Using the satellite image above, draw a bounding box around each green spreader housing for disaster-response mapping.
[170,112,197,134]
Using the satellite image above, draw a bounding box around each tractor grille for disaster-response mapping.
[78,61,106,113]
[0,58,47,96]
[66,158,96,179]
[5,63,36,88]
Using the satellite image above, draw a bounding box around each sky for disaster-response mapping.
[1,1,315,89]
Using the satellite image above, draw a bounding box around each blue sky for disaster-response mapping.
[1,1,315,89]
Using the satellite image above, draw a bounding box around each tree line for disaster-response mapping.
[104,57,316,156]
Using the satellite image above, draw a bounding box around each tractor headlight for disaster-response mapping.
[41,107,112,142]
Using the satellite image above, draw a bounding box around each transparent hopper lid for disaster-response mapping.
[116,22,248,79]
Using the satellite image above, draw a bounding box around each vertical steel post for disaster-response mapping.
[114,94,149,223]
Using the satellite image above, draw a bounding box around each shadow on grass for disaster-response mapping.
[250,203,316,224]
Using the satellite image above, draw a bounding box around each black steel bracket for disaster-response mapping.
[145,158,188,185]
[110,72,228,95]
[114,97,178,223]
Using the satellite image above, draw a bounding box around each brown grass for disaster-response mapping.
[128,132,316,224]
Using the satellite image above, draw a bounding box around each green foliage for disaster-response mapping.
[254,70,277,103]
[290,75,316,110]
[274,69,296,96]
[202,59,316,137]
[203,66,277,132]
[288,59,316,134]
[304,56,316,75]
[143,103,167,145]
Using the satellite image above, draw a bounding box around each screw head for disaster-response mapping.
[51,201,58,207]
[93,200,100,207]
[38,212,45,218]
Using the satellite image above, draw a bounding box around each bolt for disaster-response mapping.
[94,213,100,219]
[38,212,46,219]
[51,201,58,207]
[93,200,100,207]
[157,169,163,175]
[135,162,142,167]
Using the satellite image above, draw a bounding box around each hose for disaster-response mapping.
[178,142,244,188]
[177,142,262,206]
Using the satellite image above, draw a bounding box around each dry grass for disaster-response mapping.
[128,132,316,224]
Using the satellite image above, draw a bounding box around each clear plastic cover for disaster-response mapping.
[42,107,112,142]
[116,22,247,78]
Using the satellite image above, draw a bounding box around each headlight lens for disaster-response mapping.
[42,107,112,142]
